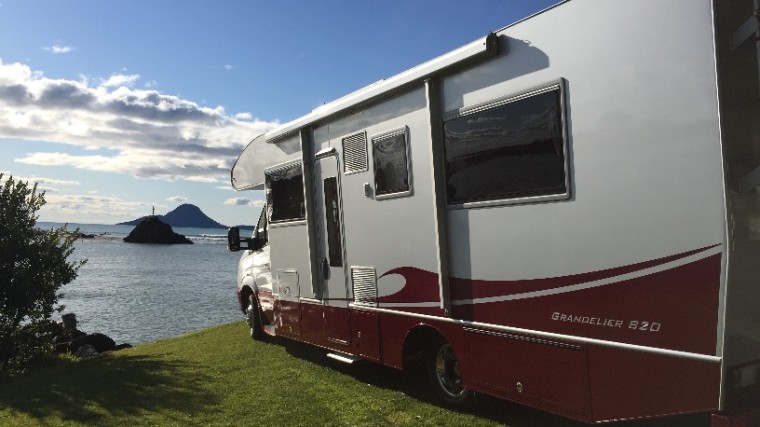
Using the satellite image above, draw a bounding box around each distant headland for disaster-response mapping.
[117,203,252,229]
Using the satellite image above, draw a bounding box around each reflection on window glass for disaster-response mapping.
[323,177,342,267]
[266,164,306,222]
[373,130,410,196]
[254,207,267,242]
[443,87,566,205]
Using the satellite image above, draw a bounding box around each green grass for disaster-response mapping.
[0,321,710,427]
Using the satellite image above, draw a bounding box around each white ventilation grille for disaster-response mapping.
[351,267,377,306]
[342,132,368,174]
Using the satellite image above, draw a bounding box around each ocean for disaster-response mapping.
[37,222,244,346]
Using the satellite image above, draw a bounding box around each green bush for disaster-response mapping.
[0,174,85,378]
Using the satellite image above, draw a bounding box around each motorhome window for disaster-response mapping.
[254,207,267,242]
[323,177,343,267]
[443,86,567,205]
[372,129,410,197]
[265,164,306,222]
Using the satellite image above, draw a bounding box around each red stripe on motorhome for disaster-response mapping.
[456,254,721,355]
[378,245,719,303]
[379,249,722,355]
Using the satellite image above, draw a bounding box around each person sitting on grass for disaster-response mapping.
[54,313,125,355]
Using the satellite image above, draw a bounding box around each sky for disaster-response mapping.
[0,0,558,226]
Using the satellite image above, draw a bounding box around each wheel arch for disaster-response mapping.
[401,323,449,371]
[237,278,258,313]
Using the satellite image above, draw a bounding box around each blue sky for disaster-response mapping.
[0,0,557,226]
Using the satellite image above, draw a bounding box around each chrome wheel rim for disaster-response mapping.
[245,296,256,329]
[434,344,466,398]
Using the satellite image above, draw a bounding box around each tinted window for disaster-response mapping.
[323,177,343,267]
[443,87,567,205]
[266,164,306,222]
[373,130,410,196]
[254,207,267,242]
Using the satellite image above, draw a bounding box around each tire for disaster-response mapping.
[426,340,474,408]
[245,293,265,341]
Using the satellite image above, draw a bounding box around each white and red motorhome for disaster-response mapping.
[227,0,760,424]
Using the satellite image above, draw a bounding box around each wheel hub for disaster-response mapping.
[435,344,466,398]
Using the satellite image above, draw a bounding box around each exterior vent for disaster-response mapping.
[351,267,377,306]
[342,132,368,174]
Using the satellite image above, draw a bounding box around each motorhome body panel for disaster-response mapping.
[269,221,309,339]
[265,156,312,339]
[325,88,444,314]
[228,0,760,423]
[441,0,725,349]
[433,0,727,419]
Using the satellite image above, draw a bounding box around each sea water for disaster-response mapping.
[37,222,244,345]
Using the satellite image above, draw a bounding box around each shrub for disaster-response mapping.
[0,174,85,378]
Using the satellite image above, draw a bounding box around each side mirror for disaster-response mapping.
[228,227,266,252]
[228,227,242,252]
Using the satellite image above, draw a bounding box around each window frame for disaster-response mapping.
[442,79,570,210]
[264,160,307,224]
[253,206,268,242]
[322,176,343,267]
[370,126,413,200]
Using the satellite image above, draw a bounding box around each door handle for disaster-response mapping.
[321,257,330,280]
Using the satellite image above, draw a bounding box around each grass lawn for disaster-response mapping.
[0,321,711,427]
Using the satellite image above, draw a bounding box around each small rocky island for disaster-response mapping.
[123,216,193,244]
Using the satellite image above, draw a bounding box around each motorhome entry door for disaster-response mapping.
[314,153,351,345]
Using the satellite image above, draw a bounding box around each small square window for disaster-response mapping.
[372,128,411,198]
[265,162,306,223]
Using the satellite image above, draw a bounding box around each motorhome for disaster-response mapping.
[227,0,760,424]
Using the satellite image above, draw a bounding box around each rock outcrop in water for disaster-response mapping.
[123,216,193,244]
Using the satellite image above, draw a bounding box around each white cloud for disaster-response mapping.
[43,45,73,54]
[1,173,80,187]
[166,195,188,203]
[224,197,264,207]
[0,59,279,183]
[224,65,234,70]
[38,192,156,223]
[100,73,140,88]
[0,172,80,194]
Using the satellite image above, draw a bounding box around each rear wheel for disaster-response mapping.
[245,293,265,341]
[426,340,474,408]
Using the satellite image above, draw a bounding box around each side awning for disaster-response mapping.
[230,133,301,190]
[230,32,499,190]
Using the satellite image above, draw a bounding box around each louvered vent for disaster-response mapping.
[342,132,368,174]
[351,267,377,306]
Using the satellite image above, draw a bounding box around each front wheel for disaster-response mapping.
[426,340,474,408]
[245,293,265,341]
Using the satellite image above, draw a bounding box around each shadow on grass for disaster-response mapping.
[0,352,217,424]
[275,337,711,427]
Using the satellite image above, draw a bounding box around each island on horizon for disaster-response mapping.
[117,203,254,230]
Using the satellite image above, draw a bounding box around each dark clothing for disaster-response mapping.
[56,332,116,354]
[54,327,87,344]
[54,315,126,355]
